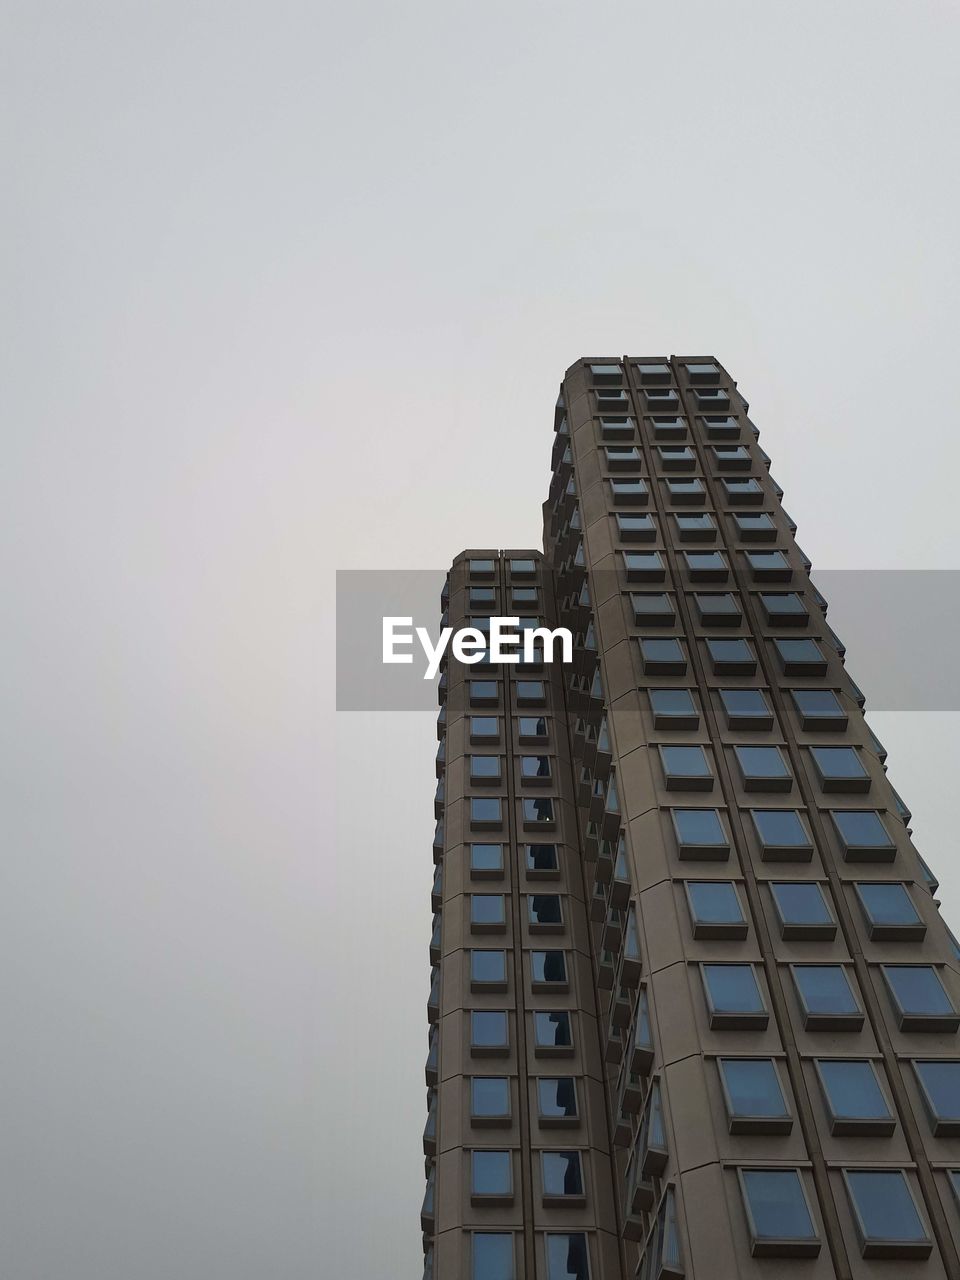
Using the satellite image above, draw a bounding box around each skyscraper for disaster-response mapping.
[425,357,960,1279]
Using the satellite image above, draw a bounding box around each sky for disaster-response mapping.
[2,1,960,1277]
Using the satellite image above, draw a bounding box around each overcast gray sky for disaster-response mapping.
[3,2,960,1277]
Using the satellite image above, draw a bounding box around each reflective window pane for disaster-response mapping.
[538,1077,578,1120]
[816,1060,892,1126]
[844,1170,929,1256]
[914,1060,960,1134]
[535,1011,573,1048]
[472,1232,514,1279]
[472,1150,512,1196]
[541,1151,583,1198]
[719,1058,789,1123]
[741,1169,818,1251]
[545,1233,590,1280]
[471,1077,510,1118]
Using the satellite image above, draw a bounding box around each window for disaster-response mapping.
[599,413,633,438]
[472,1231,515,1279]
[471,1150,512,1202]
[808,748,868,796]
[815,1060,894,1135]
[535,1011,574,1053]
[631,591,675,626]
[521,755,552,783]
[471,843,504,877]
[529,894,563,930]
[746,550,791,582]
[469,558,495,577]
[719,689,773,730]
[471,895,506,931]
[650,415,687,439]
[701,963,768,1028]
[616,512,656,541]
[471,1076,511,1123]
[471,950,508,988]
[773,637,827,676]
[658,445,695,471]
[641,1186,683,1279]
[649,688,699,729]
[590,363,622,384]
[665,478,706,505]
[606,445,642,471]
[695,592,741,625]
[512,586,538,605]
[640,637,686,675]
[672,808,729,859]
[791,965,863,1030]
[713,445,751,471]
[695,388,730,409]
[739,1168,820,1258]
[723,477,763,505]
[684,551,728,581]
[674,512,715,539]
[522,797,555,827]
[526,843,559,876]
[760,592,808,625]
[734,745,792,792]
[516,680,546,705]
[624,551,666,582]
[660,745,713,791]
[830,809,895,861]
[470,586,496,607]
[791,689,847,731]
[686,361,720,382]
[882,965,960,1031]
[718,1058,791,1133]
[471,797,503,828]
[471,1010,509,1054]
[610,477,649,505]
[541,1151,584,1202]
[471,755,502,783]
[636,362,671,383]
[685,881,747,938]
[733,512,776,540]
[843,1169,931,1259]
[913,1060,960,1135]
[706,637,756,675]
[770,882,835,939]
[855,882,924,940]
[509,558,536,577]
[519,716,548,742]
[471,716,500,742]
[531,951,568,990]
[538,1077,579,1123]
[750,809,813,860]
[545,1233,591,1280]
[470,679,499,706]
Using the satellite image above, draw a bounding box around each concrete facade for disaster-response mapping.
[424,358,960,1279]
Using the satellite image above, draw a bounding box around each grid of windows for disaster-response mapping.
[428,367,960,1279]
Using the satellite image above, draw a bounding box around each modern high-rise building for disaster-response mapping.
[424,357,960,1279]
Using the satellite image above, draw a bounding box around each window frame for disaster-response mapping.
[718,1056,792,1134]
[842,1168,932,1260]
[684,880,748,940]
[701,962,769,1030]
[790,964,864,1031]
[912,1059,960,1136]
[881,964,960,1032]
[814,1058,895,1136]
[737,1167,821,1258]
[769,881,837,941]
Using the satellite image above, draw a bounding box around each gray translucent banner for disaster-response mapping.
[336,569,960,712]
